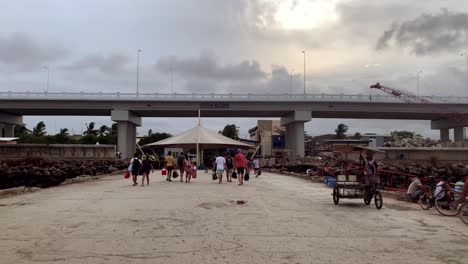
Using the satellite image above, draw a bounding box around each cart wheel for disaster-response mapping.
[364,190,372,205]
[333,187,339,205]
[434,192,459,217]
[374,191,383,209]
[418,192,431,210]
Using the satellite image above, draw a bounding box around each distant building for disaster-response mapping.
[249,120,287,156]
[361,133,391,148]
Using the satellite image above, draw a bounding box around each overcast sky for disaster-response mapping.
[2,0,468,139]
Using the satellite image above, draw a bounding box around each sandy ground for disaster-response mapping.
[0,171,467,264]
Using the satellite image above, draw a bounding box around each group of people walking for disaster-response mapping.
[127,149,261,186]
[128,153,154,186]
[213,149,260,185]
[164,151,197,183]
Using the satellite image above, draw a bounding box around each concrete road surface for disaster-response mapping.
[1,172,467,264]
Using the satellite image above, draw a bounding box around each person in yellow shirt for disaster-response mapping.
[165,151,175,182]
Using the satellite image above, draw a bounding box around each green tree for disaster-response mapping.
[335,123,348,139]
[14,124,30,137]
[109,123,118,136]
[219,124,239,140]
[32,121,47,136]
[79,134,99,144]
[98,125,111,137]
[138,132,172,146]
[351,132,362,139]
[84,122,98,136]
[54,128,73,144]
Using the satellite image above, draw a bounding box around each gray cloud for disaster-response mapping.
[376,9,468,55]
[156,51,267,81]
[64,53,131,74]
[0,33,66,71]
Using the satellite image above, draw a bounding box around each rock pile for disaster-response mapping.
[384,138,441,148]
[0,159,128,189]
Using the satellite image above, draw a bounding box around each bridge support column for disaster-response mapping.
[440,128,449,144]
[454,127,465,146]
[281,111,311,158]
[111,110,142,159]
[0,112,23,137]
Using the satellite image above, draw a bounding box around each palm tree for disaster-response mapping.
[335,123,348,139]
[58,128,69,136]
[110,123,118,136]
[32,121,47,136]
[84,122,98,136]
[98,125,111,137]
[14,124,31,137]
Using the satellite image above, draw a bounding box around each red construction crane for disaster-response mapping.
[370,82,466,125]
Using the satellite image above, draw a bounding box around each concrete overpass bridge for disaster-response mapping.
[1,91,468,158]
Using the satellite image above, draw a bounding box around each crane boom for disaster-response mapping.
[370,83,466,125]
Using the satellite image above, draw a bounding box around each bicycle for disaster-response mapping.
[459,202,468,225]
[420,184,461,217]
[363,174,383,209]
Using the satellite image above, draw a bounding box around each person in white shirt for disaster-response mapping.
[253,158,260,177]
[215,154,226,184]
[407,176,424,202]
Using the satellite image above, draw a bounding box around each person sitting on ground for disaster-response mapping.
[215,153,226,184]
[434,176,448,200]
[177,152,185,182]
[165,151,175,182]
[407,176,424,202]
[458,175,467,204]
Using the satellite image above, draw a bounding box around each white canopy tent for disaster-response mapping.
[144,125,253,165]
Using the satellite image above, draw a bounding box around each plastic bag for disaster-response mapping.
[212,172,218,180]
[231,171,238,179]
[244,173,250,181]
[124,171,130,179]
[172,171,179,178]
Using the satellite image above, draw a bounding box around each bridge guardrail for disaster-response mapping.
[1,91,468,103]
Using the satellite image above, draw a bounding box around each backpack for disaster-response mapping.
[226,157,233,166]
[132,158,141,171]
[177,155,185,165]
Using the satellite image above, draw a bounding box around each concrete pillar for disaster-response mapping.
[3,124,15,137]
[286,122,305,158]
[454,127,465,146]
[280,111,311,158]
[439,128,449,141]
[0,112,23,137]
[111,110,142,159]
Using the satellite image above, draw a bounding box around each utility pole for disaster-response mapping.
[416,70,422,96]
[302,51,306,94]
[43,66,49,92]
[170,66,173,93]
[136,49,141,94]
[290,68,294,94]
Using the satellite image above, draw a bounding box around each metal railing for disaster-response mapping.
[1,91,468,104]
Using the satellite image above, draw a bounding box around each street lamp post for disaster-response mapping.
[302,51,306,94]
[170,66,173,93]
[416,70,423,96]
[43,66,49,92]
[136,49,141,94]
[290,68,294,94]
[461,52,468,92]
